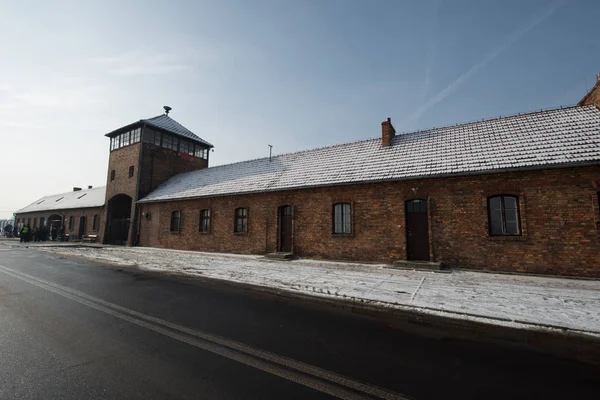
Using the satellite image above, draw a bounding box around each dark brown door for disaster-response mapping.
[406,199,429,261]
[279,205,293,252]
[78,216,86,238]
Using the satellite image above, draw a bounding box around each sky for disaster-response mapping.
[1,0,600,219]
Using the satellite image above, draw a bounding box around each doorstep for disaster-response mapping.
[264,252,296,261]
[388,260,448,273]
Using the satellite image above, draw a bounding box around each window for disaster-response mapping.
[33,218,37,228]
[180,140,189,155]
[333,203,352,234]
[40,217,45,227]
[199,209,211,233]
[234,208,247,233]
[77,193,87,199]
[170,211,181,232]
[172,137,179,151]
[154,131,162,146]
[128,165,135,178]
[194,145,203,158]
[163,134,173,150]
[68,216,74,230]
[110,170,115,181]
[122,131,130,147]
[55,196,64,202]
[488,195,521,236]
[131,128,141,143]
[143,128,154,143]
[92,215,99,231]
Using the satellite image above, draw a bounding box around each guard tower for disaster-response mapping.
[103,107,213,245]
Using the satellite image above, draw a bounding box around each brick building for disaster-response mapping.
[14,83,600,277]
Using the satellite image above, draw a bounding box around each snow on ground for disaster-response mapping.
[23,244,600,335]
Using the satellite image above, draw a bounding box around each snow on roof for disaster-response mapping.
[16,186,106,214]
[139,105,600,203]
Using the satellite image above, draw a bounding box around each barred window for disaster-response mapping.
[234,208,247,233]
[333,203,352,234]
[170,211,181,232]
[199,209,211,233]
[488,195,521,236]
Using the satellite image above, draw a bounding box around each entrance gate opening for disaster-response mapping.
[406,199,429,261]
[47,214,63,241]
[278,205,293,253]
[106,194,132,245]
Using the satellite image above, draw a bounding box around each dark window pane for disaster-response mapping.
[143,129,154,143]
[163,135,172,149]
[489,197,501,210]
[504,207,518,223]
[506,221,519,235]
[490,215,504,235]
[504,196,517,210]
[154,131,162,146]
[407,202,413,213]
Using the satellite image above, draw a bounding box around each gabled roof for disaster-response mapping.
[16,186,106,214]
[139,105,600,203]
[105,114,213,148]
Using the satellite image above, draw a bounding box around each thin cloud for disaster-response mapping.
[93,51,194,76]
[405,0,568,125]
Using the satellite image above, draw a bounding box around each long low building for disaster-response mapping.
[15,80,600,277]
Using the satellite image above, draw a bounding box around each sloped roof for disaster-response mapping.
[105,114,213,148]
[139,105,600,203]
[16,186,106,214]
[142,115,213,147]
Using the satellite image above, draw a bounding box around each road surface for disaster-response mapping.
[0,246,598,399]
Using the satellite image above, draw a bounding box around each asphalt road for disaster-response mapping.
[0,247,598,399]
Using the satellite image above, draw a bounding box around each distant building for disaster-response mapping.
[14,79,600,277]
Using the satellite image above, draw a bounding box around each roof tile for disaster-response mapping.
[135,105,599,202]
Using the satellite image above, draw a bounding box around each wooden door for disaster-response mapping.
[279,205,293,253]
[406,199,429,261]
[78,216,86,238]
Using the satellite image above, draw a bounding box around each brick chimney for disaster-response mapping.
[381,117,396,146]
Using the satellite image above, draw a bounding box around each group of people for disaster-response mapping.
[19,224,63,242]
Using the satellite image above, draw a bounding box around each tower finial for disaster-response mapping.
[163,106,172,115]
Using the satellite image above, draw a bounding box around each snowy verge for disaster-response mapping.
[32,245,600,337]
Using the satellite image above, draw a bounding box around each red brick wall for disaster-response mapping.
[15,207,105,241]
[103,143,141,245]
[105,143,141,201]
[138,142,208,199]
[138,166,600,277]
